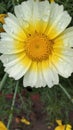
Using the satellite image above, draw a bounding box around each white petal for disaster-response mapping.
[32,0,40,22]
[51,50,73,78]
[8,13,19,25]
[38,0,50,22]
[32,0,50,32]
[42,60,59,88]
[35,62,46,88]
[0,33,13,41]
[15,0,49,22]
[5,64,25,80]
[8,12,28,31]
[0,40,25,54]
[46,3,71,39]
[2,55,32,80]
[0,53,26,67]
[55,27,73,47]
[3,16,26,41]
[23,62,37,87]
[14,0,33,22]
[34,0,50,33]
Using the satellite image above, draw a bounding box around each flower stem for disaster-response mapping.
[59,83,73,104]
[7,81,19,130]
[0,73,8,91]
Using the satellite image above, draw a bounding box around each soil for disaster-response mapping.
[11,100,54,130]
[10,91,55,130]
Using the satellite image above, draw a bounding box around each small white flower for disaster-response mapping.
[0,0,73,88]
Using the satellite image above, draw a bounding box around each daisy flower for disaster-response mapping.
[50,0,54,2]
[0,14,7,24]
[0,0,73,88]
[0,14,7,32]
[0,121,7,130]
[55,120,72,130]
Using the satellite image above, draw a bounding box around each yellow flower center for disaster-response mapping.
[25,32,53,62]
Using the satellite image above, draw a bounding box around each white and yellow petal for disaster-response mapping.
[55,27,73,47]
[23,62,37,87]
[42,59,59,87]
[51,50,73,78]
[0,40,25,54]
[0,54,32,80]
[45,3,71,39]
[3,14,26,41]
[34,0,50,33]
[35,62,47,88]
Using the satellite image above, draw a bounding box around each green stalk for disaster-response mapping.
[59,83,73,104]
[7,81,19,130]
[0,73,8,91]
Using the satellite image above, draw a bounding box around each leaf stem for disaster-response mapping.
[7,81,19,130]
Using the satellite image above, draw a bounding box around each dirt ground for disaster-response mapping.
[11,100,54,130]
[10,91,55,130]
